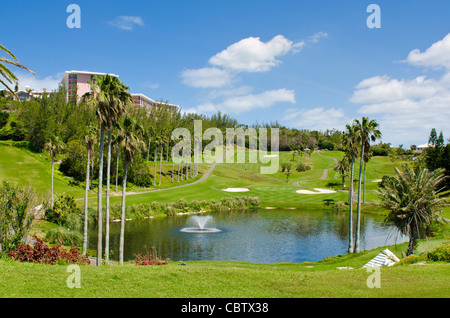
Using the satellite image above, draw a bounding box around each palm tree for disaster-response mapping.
[83,127,96,256]
[117,115,145,265]
[377,165,447,256]
[44,135,65,209]
[334,156,349,189]
[343,123,359,253]
[0,44,35,94]
[83,74,131,265]
[354,117,382,253]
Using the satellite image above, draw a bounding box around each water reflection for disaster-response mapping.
[89,208,407,264]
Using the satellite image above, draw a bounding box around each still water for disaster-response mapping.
[89,209,407,264]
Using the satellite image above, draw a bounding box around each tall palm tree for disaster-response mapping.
[354,117,382,253]
[117,115,145,265]
[83,74,131,265]
[377,165,447,256]
[343,123,359,253]
[0,44,35,94]
[83,126,96,256]
[44,135,65,209]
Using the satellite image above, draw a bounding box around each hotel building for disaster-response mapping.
[61,70,178,111]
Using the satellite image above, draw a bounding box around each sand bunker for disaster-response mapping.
[222,188,250,192]
[263,154,278,158]
[372,179,383,182]
[296,188,336,194]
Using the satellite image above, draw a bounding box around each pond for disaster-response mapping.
[89,208,407,264]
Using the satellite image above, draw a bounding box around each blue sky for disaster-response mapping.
[2,0,450,147]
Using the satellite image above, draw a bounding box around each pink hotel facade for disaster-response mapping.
[61,70,178,110]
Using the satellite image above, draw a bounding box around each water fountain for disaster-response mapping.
[180,215,222,233]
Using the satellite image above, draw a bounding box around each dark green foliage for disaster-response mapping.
[426,242,450,262]
[128,160,153,187]
[44,193,82,225]
[0,111,8,128]
[58,140,87,181]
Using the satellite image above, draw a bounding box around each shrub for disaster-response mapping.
[296,163,311,172]
[333,201,346,212]
[133,251,168,266]
[248,197,261,207]
[426,242,450,262]
[128,161,153,187]
[0,181,37,255]
[44,227,83,246]
[8,237,90,265]
[0,111,8,128]
[45,193,82,225]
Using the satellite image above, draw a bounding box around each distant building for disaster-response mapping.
[61,70,119,101]
[131,93,178,112]
[415,143,429,153]
[61,70,178,111]
[0,85,48,101]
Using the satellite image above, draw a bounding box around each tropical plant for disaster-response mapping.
[83,74,132,265]
[376,165,447,256]
[0,181,37,255]
[334,157,349,189]
[353,117,381,253]
[44,135,65,209]
[0,44,35,94]
[83,125,96,256]
[117,115,146,265]
[343,123,359,253]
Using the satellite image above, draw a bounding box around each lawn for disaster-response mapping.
[1,245,448,298]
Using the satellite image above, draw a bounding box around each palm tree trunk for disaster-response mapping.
[159,146,163,185]
[90,145,94,190]
[105,129,112,263]
[154,146,157,186]
[115,151,119,192]
[178,160,181,182]
[407,225,418,256]
[348,156,354,254]
[119,158,128,265]
[147,139,151,162]
[83,147,90,256]
[355,143,365,253]
[51,153,54,209]
[363,161,367,204]
[97,123,105,266]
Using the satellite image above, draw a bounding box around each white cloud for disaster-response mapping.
[209,35,303,72]
[307,31,328,44]
[108,16,144,31]
[282,107,350,131]
[16,71,62,91]
[181,67,234,88]
[350,75,442,104]
[351,33,450,146]
[407,33,450,69]
[197,88,295,114]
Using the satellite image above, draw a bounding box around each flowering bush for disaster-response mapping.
[8,236,90,265]
[133,251,168,266]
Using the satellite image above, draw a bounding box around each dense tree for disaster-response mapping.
[377,165,447,256]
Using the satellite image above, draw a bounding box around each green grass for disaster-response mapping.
[1,248,448,298]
